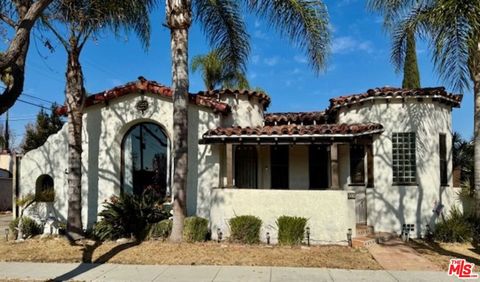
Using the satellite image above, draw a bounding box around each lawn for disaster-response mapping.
[409,240,480,270]
[0,237,381,270]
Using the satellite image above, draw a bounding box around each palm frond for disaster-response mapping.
[390,3,431,73]
[194,0,249,74]
[45,0,155,49]
[428,0,476,91]
[248,0,329,73]
[366,0,421,29]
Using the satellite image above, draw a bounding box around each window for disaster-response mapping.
[271,146,289,189]
[392,132,417,185]
[35,175,54,202]
[235,145,258,188]
[440,134,448,186]
[309,145,329,189]
[121,122,169,199]
[350,145,365,185]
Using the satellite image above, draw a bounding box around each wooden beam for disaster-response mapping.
[226,144,234,188]
[330,143,340,189]
[366,144,374,188]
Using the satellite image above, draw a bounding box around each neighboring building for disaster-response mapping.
[17,78,463,244]
[0,151,13,211]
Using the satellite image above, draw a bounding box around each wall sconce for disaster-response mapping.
[217,228,223,243]
[306,227,310,246]
[266,232,270,245]
[347,228,352,247]
[4,228,8,241]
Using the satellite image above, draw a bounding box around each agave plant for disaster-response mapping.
[93,189,169,241]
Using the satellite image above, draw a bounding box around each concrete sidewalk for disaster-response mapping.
[0,262,468,281]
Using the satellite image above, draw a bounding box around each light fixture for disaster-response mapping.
[306,227,310,246]
[217,228,223,243]
[347,228,352,247]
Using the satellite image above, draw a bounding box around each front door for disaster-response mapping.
[355,188,367,224]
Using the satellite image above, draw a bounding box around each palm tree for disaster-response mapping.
[166,0,330,242]
[42,0,154,241]
[192,50,250,90]
[367,0,421,88]
[388,0,480,211]
[0,0,53,115]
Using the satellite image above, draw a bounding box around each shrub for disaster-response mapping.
[276,216,308,245]
[93,189,169,241]
[9,217,43,239]
[229,215,262,244]
[150,219,172,240]
[434,206,472,243]
[183,216,209,242]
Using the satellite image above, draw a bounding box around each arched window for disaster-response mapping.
[35,174,54,202]
[121,122,169,199]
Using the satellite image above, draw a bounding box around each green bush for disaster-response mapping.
[229,215,262,244]
[434,206,472,243]
[150,219,172,240]
[93,189,169,241]
[183,216,209,242]
[9,216,43,239]
[276,216,308,245]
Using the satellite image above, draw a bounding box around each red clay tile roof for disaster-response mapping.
[196,89,271,109]
[264,111,329,125]
[203,123,383,138]
[55,77,231,116]
[329,87,462,110]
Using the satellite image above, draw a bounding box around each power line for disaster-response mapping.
[21,93,56,105]
[17,99,49,110]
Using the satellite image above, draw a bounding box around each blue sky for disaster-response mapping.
[0,0,473,147]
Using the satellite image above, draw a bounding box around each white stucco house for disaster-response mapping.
[17,77,463,244]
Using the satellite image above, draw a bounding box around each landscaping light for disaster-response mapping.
[266,232,270,245]
[217,228,223,243]
[306,227,310,246]
[347,228,352,247]
[4,228,8,241]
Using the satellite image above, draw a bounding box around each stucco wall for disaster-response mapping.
[19,92,222,227]
[0,154,12,173]
[209,188,356,244]
[220,95,264,127]
[338,99,458,236]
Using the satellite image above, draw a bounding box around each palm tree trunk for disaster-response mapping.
[475,73,480,215]
[167,0,192,242]
[65,38,85,241]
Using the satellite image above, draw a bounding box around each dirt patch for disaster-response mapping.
[409,240,480,271]
[0,237,381,270]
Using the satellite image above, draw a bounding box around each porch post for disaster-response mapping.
[330,143,340,189]
[366,144,374,188]
[226,144,234,188]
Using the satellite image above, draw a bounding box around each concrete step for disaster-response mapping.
[355,224,374,237]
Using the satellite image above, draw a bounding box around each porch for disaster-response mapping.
[202,123,384,243]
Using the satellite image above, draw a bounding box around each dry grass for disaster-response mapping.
[0,237,381,270]
[409,240,480,270]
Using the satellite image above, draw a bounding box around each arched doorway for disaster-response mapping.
[121,122,169,199]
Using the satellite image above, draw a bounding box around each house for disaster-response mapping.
[17,78,463,244]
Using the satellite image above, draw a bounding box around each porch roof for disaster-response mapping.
[202,123,384,144]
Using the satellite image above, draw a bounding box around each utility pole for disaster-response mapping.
[4,111,10,152]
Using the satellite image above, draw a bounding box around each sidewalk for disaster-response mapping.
[0,262,466,281]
